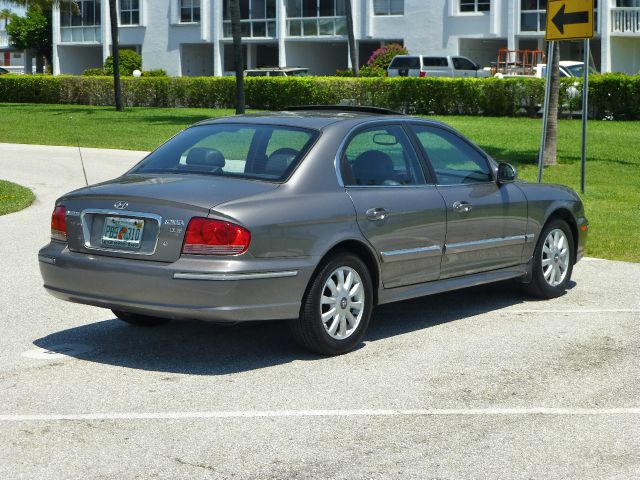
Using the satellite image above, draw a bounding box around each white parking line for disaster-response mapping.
[0,408,638,422]
[507,309,640,314]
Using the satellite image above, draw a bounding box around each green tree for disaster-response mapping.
[6,7,51,72]
[9,0,123,111]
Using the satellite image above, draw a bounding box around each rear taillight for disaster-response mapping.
[182,218,251,255]
[51,205,67,242]
[419,71,427,78]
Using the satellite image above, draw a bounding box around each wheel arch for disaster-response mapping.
[544,207,579,263]
[306,239,381,306]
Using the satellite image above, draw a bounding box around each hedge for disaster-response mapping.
[0,73,638,119]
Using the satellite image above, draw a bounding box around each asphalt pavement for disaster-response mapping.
[0,143,638,479]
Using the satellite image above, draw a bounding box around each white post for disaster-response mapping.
[102,0,111,62]
[600,0,612,72]
[52,5,61,74]
[213,0,223,76]
[278,0,287,67]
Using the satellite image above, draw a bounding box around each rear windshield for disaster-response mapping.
[130,124,318,182]
[389,57,421,69]
[422,57,448,67]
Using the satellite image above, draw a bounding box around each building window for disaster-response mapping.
[373,0,404,15]
[120,0,140,25]
[286,0,347,37]
[222,0,277,38]
[459,0,490,13]
[520,0,546,32]
[521,0,598,33]
[180,0,200,23]
[60,0,101,27]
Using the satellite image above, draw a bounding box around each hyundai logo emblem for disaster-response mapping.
[114,201,129,210]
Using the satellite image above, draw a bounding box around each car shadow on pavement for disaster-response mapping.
[33,280,572,375]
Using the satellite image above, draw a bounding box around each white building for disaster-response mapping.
[1,22,28,73]
[51,0,640,77]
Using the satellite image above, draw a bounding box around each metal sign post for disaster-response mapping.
[537,40,555,184]
[580,39,589,194]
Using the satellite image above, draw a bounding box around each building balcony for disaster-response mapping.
[287,16,347,38]
[0,30,8,48]
[60,26,102,44]
[611,7,640,35]
[222,19,277,39]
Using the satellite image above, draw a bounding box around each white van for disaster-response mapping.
[388,55,490,78]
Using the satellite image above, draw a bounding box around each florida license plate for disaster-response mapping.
[102,217,144,249]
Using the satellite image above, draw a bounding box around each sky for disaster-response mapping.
[1,1,25,14]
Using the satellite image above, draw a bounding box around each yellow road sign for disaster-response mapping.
[545,0,594,41]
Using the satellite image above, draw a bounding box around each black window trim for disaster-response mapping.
[404,121,497,187]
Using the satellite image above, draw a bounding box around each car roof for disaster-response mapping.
[193,109,451,131]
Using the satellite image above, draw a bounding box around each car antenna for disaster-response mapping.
[72,118,89,187]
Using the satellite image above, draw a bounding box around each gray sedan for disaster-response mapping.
[38,107,588,355]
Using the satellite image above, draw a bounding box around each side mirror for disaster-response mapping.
[497,162,517,183]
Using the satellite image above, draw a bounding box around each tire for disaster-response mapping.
[112,310,170,327]
[289,253,374,356]
[523,219,575,299]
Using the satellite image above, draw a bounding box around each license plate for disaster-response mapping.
[102,217,145,249]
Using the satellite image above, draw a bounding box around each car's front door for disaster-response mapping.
[341,124,447,288]
[452,57,478,77]
[409,124,528,278]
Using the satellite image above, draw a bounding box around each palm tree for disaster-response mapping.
[543,42,560,166]
[0,8,12,29]
[230,0,245,114]
[345,0,358,76]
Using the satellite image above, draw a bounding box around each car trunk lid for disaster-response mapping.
[60,174,277,263]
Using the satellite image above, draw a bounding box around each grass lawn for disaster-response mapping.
[0,103,638,262]
[0,180,35,216]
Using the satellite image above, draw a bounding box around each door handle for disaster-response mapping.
[365,208,389,221]
[453,201,473,213]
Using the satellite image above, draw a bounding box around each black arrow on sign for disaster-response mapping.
[552,4,589,34]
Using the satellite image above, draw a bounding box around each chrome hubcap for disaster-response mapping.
[320,266,365,340]
[542,228,570,287]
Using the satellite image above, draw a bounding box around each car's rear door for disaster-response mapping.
[341,123,446,288]
[408,123,528,278]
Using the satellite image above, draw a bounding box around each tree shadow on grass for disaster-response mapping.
[32,280,573,376]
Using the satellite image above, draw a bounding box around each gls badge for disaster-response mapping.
[114,201,129,210]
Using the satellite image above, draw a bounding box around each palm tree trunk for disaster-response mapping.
[230,0,245,114]
[108,0,123,111]
[543,41,560,166]
[345,0,358,76]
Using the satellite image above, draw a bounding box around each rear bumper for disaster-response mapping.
[38,243,317,322]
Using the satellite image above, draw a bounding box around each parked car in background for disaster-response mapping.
[39,106,588,356]
[245,67,309,77]
[388,55,490,78]
[535,61,599,78]
[0,67,9,75]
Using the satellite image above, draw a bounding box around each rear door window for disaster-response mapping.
[422,57,448,67]
[342,125,425,186]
